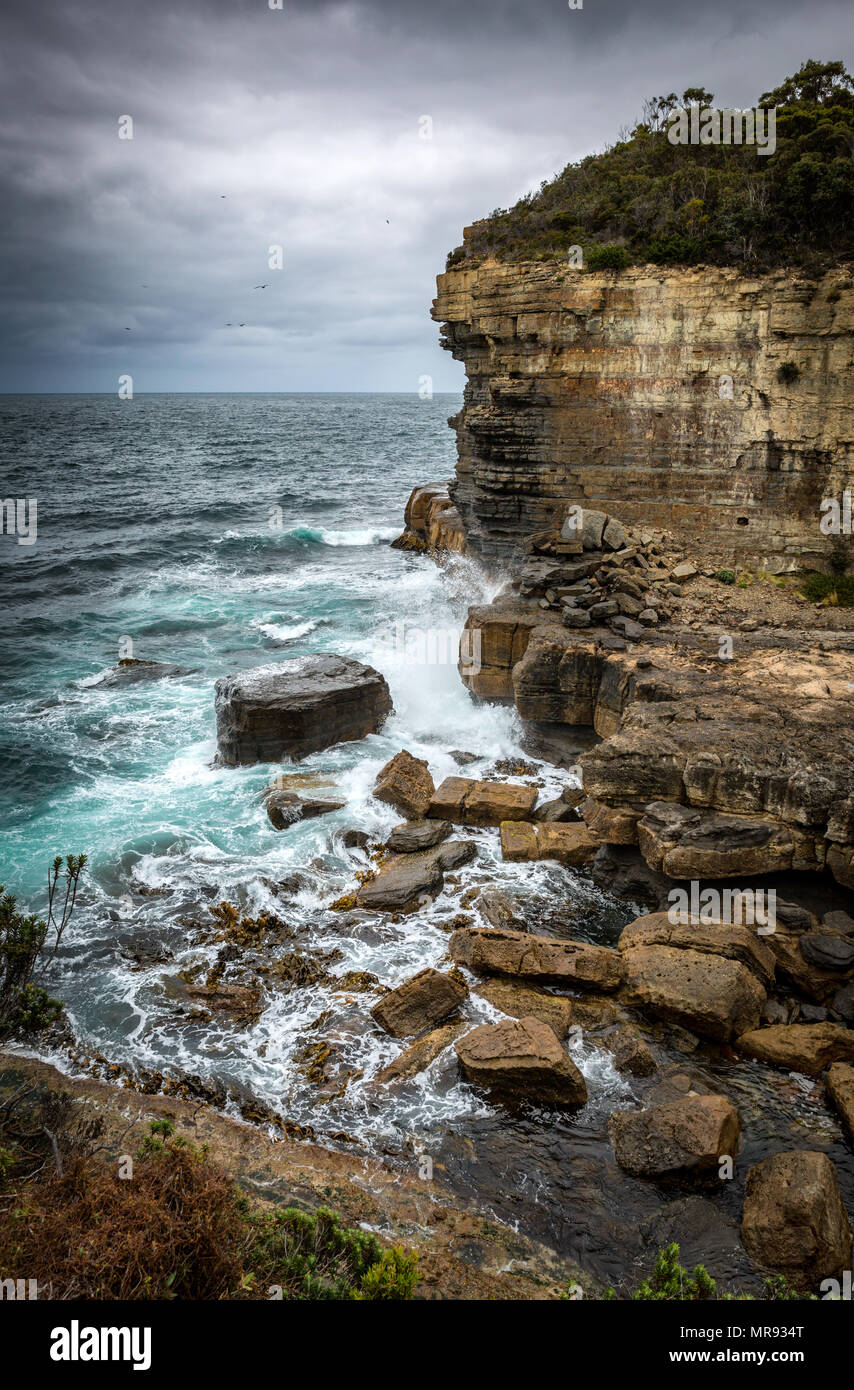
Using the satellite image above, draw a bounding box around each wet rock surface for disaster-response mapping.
[609,1095,741,1178]
[370,968,469,1038]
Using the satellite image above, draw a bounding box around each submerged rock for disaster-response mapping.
[372,1021,466,1084]
[94,657,193,686]
[355,840,476,912]
[825,1062,854,1142]
[214,655,392,765]
[609,1095,740,1178]
[370,968,469,1038]
[455,1016,588,1107]
[741,1150,852,1289]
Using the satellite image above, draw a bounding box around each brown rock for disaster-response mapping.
[607,1026,657,1077]
[386,819,451,852]
[374,750,435,819]
[450,926,624,992]
[741,1150,852,1289]
[499,820,600,866]
[825,1063,854,1143]
[618,912,776,989]
[473,978,576,1039]
[428,776,537,826]
[265,790,346,829]
[370,968,469,1038]
[609,1094,740,1177]
[455,1016,588,1106]
[372,1021,466,1084]
[621,944,765,1041]
[356,841,476,913]
[735,1023,854,1076]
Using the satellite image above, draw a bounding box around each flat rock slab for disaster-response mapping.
[609,1095,740,1177]
[370,968,468,1038]
[95,658,194,687]
[265,790,346,829]
[215,655,392,765]
[500,820,600,866]
[356,841,476,912]
[374,750,435,819]
[428,776,537,826]
[621,944,765,1042]
[735,1023,854,1076]
[455,1016,588,1106]
[386,819,452,853]
[741,1150,852,1289]
[450,925,624,992]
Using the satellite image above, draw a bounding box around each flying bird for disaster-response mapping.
[253,284,268,289]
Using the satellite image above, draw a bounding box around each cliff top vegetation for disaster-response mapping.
[448,60,854,275]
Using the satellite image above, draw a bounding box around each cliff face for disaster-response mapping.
[432,262,854,570]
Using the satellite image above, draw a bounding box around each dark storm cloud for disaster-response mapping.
[0,0,851,391]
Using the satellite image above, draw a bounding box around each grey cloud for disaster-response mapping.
[0,0,851,390]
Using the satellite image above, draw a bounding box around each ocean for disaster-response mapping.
[2,392,841,1286]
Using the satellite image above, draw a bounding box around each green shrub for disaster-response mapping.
[447,61,854,273]
[799,571,854,605]
[605,1243,809,1301]
[0,1120,419,1301]
[715,569,736,584]
[0,855,86,1043]
[585,243,631,271]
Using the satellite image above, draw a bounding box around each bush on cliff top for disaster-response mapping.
[0,1116,418,1300]
[448,60,854,274]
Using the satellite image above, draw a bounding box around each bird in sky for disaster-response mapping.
[253,284,268,289]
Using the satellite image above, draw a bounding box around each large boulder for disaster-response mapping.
[735,1023,854,1076]
[450,925,624,992]
[356,840,476,913]
[370,968,468,1038]
[215,655,391,765]
[620,944,765,1041]
[428,776,537,826]
[609,1095,741,1178]
[741,1150,852,1289]
[374,751,435,819]
[455,1016,588,1106]
[825,1063,854,1142]
[619,913,776,989]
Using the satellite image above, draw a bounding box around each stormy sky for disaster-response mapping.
[0,0,851,392]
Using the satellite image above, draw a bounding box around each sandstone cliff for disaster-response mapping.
[432,262,854,571]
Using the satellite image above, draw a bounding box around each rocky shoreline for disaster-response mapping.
[12,487,854,1298]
